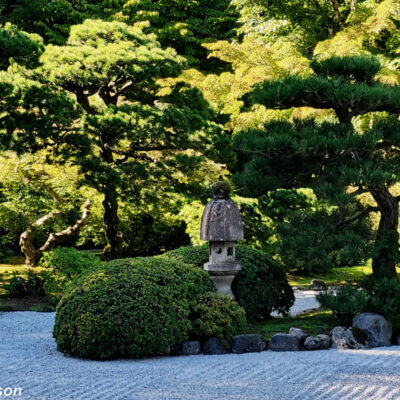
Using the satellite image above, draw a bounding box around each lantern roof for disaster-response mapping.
[200,178,244,242]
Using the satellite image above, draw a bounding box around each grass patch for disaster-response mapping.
[0,255,45,296]
[250,310,337,340]
[287,262,400,287]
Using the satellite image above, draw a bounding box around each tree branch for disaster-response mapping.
[19,200,92,267]
[336,205,378,228]
[328,0,345,27]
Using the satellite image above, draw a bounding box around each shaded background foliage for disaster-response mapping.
[0,0,399,276]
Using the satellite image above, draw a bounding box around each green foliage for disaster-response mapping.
[251,310,337,340]
[233,0,352,55]
[310,56,382,83]
[235,55,400,278]
[0,238,11,259]
[0,69,85,155]
[37,19,229,257]
[53,257,213,359]
[314,0,400,64]
[317,286,368,325]
[317,277,400,325]
[40,247,101,279]
[0,23,44,70]
[190,292,246,339]
[163,244,294,321]
[39,247,101,302]
[2,269,44,297]
[122,0,239,68]
[233,245,294,319]
[247,75,400,117]
[255,190,373,273]
[0,0,118,44]
[0,153,93,252]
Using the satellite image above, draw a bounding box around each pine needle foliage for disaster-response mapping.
[235,56,400,278]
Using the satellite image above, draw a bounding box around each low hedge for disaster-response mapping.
[54,257,214,359]
[163,244,294,321]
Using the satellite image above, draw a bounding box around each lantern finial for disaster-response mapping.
[212,176,230,199]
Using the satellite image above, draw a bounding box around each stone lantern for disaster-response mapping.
[200,178,243,298]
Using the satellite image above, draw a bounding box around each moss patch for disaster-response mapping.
[250,310,337,340]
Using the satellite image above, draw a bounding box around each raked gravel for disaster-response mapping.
[272,289,321,316]
[1,312,400,400]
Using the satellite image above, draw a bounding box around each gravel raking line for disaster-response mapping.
[1,312,400,400]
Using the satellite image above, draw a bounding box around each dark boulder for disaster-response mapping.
[230,334,266,354]
[174,341,201,356]
[203,338,230,355]
[270,334,301,352]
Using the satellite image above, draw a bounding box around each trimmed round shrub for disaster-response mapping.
[191,292,246,339]
[53,257,213,359]
[163,244,295,321]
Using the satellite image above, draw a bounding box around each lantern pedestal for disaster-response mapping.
[204,262,241,299]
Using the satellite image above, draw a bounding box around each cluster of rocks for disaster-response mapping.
[269,328,331,351]
[172,312,394,356]
[269,312,393,352]
[173,334,267,356]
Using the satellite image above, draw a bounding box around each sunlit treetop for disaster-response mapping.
[40,19,184,102]
[0,23,44,70]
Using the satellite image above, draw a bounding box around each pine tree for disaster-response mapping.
[37,19,228,259]
[234,56,400,278]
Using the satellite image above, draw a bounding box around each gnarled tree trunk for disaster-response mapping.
[100,145,123,260]
[370,188,399,279]
[102,181,122,260]
[19,199,92,267]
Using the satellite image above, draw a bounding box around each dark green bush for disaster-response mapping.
[39,247,101,301]
[163,244,295,321]
[316,286,368,325]
[311,56,381,83]
[2,269,45,298]
[191,292,246,339]
[40,247,101,278]
[0,238,12,260]
[53,257,213,359]
[317,277,400,325]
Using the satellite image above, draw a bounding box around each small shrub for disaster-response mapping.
[191,292,246,339]
[163,244,294,321]
[317,277,400,325]
[316,286,368,325]
[54,257,213,359]
[359,276,400,319]
[39,247,101,300]
[40,247,101,278]
[2,270,45,298]
[0,239,12,260]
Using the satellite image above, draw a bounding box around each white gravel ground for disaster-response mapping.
[272,289,321,316]
[1,312,400,400]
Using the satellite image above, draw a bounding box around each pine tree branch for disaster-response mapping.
[336,206,378,228]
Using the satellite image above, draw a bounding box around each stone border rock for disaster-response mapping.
[172,314,393,357]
